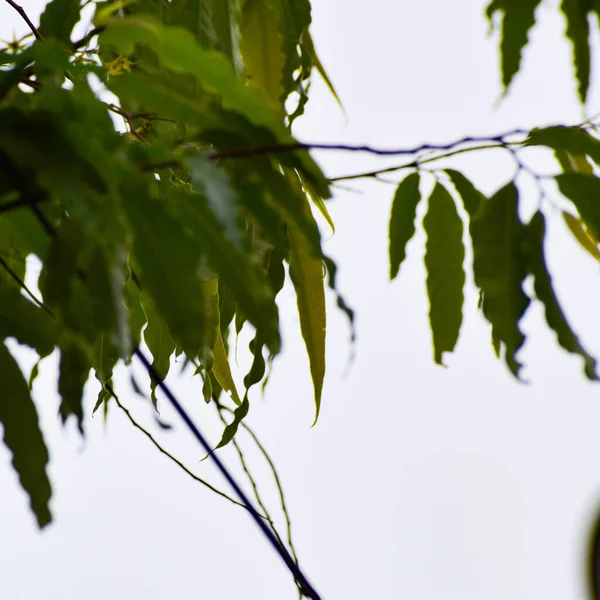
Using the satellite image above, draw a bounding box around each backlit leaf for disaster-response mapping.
[0,343,52,528]
[289,191,326,423]
[524,211,597,379]
[563,211,600,261]
[445,169,484,218]
[471,182,530,376]
[389,172,421,280]
[212,328,242,406]
[240,0,286,105]
[423,183,465,366]
[527,126,600,164]
[58,339,90,433]
[38,0,81,44]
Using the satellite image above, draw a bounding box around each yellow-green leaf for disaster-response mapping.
[212,328,242,406]
[423,183,465,366]
[288,192,326,424]
[563,211,600,261]
[240,0,286,105]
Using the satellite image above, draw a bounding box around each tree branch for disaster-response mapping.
[4,0,44,41]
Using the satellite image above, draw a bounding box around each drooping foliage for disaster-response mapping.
[1,0,600,546]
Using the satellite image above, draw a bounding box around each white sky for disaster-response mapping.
[3,1,600,599]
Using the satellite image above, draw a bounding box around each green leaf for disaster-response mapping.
[486,0,543,93]
[38,0,81,43]
[288,193,326,423]
[423,183,465,366]
[527,126,600,165]
[471,182,530,377]
[524,211,598,379]
[100,15,282,129]
[212,328,242,406]
[304,31,343,110]
[58,340,90,433]
[141,293,176,407]
[445,169,484,218]
[556,173,600,240]
[210,0,243,73]
[563,211,600,261]
[560,0,597,103]
[123,180,208,359]
[240,0,286,105]
[0,342,52,528]
[215,396,249,449]
[185,154,244,251]
[389,172,421,280]
[555,149,594,174]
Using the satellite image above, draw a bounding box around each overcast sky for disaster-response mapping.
[3,1,600,599]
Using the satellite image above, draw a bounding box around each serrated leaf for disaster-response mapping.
[100,15,282,129]
[240,0,286,105]
[563,211,600,261]
[38,0,81,44]
[486,0,543,93]
[288,193,326,423]
[556,173,600,240]
[423,183,465,366]
[471,182,530,377]
[527,126,600,164]
[560,0,596,103]
[0,343,52,528]
[389,172,421,280]
[525,211,598,378]
[212,328,242,405]
[58,340,90,433]
[445,169,485,218]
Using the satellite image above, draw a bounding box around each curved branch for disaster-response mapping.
[4,0,44,41]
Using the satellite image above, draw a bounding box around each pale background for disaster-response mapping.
[2,1,600,599]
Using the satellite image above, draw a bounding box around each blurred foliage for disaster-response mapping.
[3,7,600,582]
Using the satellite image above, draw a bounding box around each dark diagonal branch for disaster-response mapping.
[4,0,44,41]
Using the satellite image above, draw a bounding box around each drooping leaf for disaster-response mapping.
[486,0,543,93]
[389,172,421,280]
[304,31,343,110]
[0,343,52,528]
[215,396,249,449]
[38,0,81,44]
[524,211,598,379]
[240,0,286,105]
[288,191,326,423]
[141,293,176,407]
[212,328,242,406]
[123,179,209,358]
[445,169,485,218]
[563,211,600,261]
[560,0,598,103]
[423,183,465,366]
[58,340,90,433]
[556,173,600,240]
[471,182,530,377]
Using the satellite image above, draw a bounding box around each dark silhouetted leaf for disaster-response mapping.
[389,172,421,280]
[215,396,249,449]
[423,183,465,366]
[39,0,81,44]
[527,126,600,164]
[445,169,485,218]
[524,211,598,379]
[471,182,530,376]
[0,343,52,528]
[58,340,90,433]
[486,0,542,93]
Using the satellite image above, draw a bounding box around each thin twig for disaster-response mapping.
[111,393,263,515]
[0,255,53,316]
[4,0,44,41]
[72,26,104,50]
